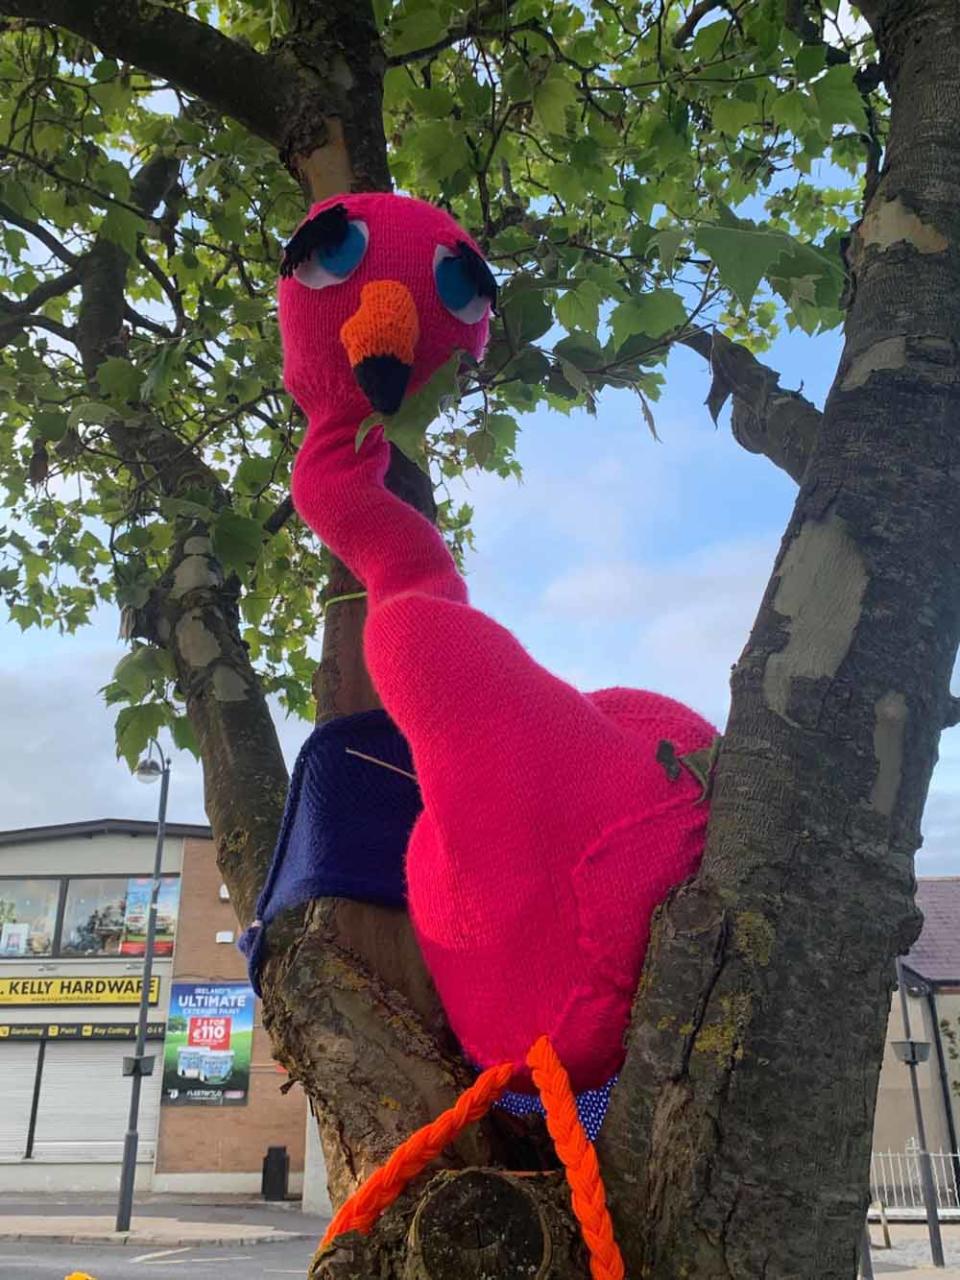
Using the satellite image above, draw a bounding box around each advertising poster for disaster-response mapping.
[0,922,30,957]
[119,877,180,956]
[162,982,254,1106]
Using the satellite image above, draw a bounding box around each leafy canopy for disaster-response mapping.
[0,0,879,767]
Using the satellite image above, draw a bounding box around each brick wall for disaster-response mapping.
[155,838,305,1175]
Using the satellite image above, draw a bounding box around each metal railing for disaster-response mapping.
[871,1147,960,1212]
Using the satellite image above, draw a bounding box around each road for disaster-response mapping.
[0,1239,316,1279]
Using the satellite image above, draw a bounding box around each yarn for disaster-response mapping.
[319,1060,513,1247]
[279,193,716,1092]
[319,1036,624,1280]
[237,710,420,995]
[526,1035,625,1280]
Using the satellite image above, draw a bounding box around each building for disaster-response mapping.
[872,878,960,1211]
[0,819,306,1194]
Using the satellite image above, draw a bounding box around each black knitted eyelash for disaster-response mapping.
[280,204,350,278]
[455,241,498,311]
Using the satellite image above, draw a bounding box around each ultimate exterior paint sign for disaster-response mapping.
[162,981,254,1106]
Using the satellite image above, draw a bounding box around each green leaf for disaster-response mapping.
[712,97,758,135]
[485,413,518,452]
[112,644,169,700]
[556,280,603,333]
[235,454,276,494]
[466,430,495,467]
[649,228,685,273]
[502,63,531,102]
[695,225,790,311]
[357,350,465,470]
[115,703,166,771]
[212,510,266,576]
[554,332,603,370]
[772,90,814,134]
[412,121,470,180]
[812,66,867,133]
[690,19,730,62]
[32,410,69,442]
[170,715,199,758]
[610,289,687,347]
[141,340,187,405]
[501,284,553,343]
[67,400,121,427]
[97,357,142,402]
[390,8,449,56]
[533,69,577,135]
[558,357,589,391]
[92,58,119,82]
[795,45,827,81]
[100,206,141,258]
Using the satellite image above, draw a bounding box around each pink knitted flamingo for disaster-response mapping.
[279,192,716,1095]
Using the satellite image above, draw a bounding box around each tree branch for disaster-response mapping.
[0,198,78,267]
[0,0,288,145]
[263,494,295,535]
[0,264,78,314]
[0,311,73,348]
[672,0,723,48]
[386,0,523,65]
[683,329,821,484]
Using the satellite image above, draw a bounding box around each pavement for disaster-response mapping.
[0,1192,329,1248]
[867,1221,960,1276]
[0,1195,957,1277]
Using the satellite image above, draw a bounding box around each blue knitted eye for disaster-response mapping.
[294,220,369,290]
[434,244,496,323]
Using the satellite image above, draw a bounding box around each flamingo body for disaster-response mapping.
[279,194,715,1092]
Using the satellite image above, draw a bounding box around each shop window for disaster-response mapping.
[60,876,180,957]
[0,879,60,957]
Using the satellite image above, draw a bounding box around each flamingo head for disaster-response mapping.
[278,193,495,425]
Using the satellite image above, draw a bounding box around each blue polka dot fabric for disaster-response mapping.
[496,1076,617,1142]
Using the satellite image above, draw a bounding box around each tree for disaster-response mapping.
[0,0,955,1275]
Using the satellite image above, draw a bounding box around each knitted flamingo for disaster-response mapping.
[279,192,716,1099]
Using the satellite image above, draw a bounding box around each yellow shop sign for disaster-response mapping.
[0,975,160,1006]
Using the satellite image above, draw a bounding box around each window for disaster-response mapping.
[0,880,60,957]
[60,876,180,958]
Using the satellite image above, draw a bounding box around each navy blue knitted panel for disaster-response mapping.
[496,1076,617,1142]
[238,710,421,993]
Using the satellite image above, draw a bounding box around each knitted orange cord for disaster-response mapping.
[319,1060,513,1247]
[319,1037,624,1280]
[526,1035,625,1280]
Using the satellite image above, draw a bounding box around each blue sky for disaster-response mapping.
[2,318,958,876]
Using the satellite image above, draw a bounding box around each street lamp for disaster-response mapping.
[894,957,945,1268]
[115,739,171,1234]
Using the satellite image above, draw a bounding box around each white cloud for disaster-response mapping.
[0,630,309,831]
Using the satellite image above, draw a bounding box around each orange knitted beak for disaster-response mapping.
[340,280,420,415]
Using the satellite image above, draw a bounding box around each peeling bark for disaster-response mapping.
[15,1,960,1276]
[599,2,960,1274]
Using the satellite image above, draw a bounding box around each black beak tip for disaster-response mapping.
[354,355,412,416]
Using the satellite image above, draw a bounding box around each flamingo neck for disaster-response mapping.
[292,406,467,611]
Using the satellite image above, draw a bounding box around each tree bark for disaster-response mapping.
[11,2,960,1277]
[597,2,960,1275]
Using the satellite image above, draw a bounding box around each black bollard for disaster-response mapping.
[262,1144,290,1201]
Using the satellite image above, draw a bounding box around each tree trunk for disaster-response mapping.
[17,0,960,1274]
[595,2,960,1275]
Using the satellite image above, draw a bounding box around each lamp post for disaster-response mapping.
[115,741,170,1234]
[893,957,945,1268]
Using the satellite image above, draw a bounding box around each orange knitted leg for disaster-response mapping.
[320,1060,513,1249]
[527,1035,625,1280]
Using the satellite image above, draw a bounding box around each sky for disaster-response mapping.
[2,318,959,877]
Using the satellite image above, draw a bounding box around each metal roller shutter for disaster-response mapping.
[32,1041,162,1163]
[0,1042,39,1159]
